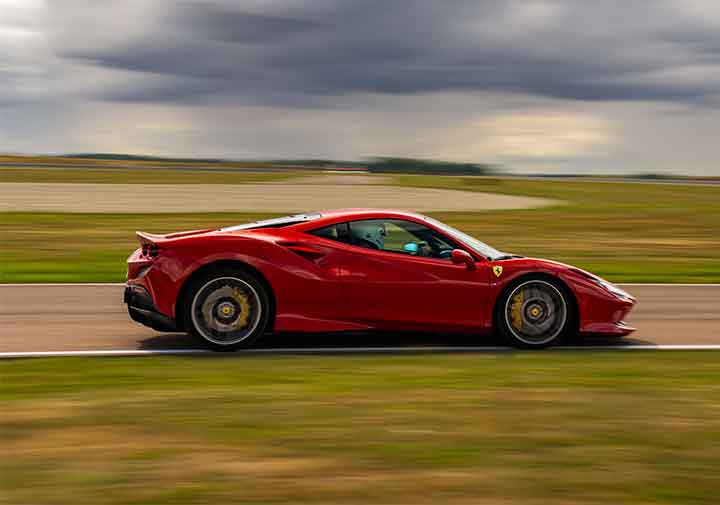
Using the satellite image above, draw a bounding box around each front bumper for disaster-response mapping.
[124,284,177,332]
[581,320,636,337]
[579,295,636,337]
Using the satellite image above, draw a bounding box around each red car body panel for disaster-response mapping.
[126,209,636,338]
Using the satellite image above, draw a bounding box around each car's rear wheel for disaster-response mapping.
[184,268,271,350]
[497,277,572,348]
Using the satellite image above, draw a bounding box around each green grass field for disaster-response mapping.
[0,212,276,282]
[401,177,720,283]
[1,352,719,504]
[0,154,283,170]
[0,167,297,184]
[1,175,718,282]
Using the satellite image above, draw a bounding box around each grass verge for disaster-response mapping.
[1,177,718,282]
[1,352,719,504]
[0,212,277,283]
[0,167,297,184]
[396,177,720,283]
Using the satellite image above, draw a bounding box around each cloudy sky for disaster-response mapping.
[1,0,719,174]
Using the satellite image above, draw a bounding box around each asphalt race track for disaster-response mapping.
[1,284,718,355]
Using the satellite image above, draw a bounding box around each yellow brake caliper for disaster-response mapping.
[232,287,251,329]
[510,290,524,330]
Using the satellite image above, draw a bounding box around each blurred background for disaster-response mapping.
[1,1,719,504]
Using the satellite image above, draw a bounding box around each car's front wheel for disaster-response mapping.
[184,268,271,350]
[496,277,573,348]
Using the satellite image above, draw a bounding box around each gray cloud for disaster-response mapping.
[662,29,720,60]
[57,0,720,106]
[1,0,719,175]
[173,4,323,43]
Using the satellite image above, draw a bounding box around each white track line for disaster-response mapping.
[0,349,209,358]
[2,344,720,358]
[1,283,719,287]
[620,283,720,287]
[0,283,126,287]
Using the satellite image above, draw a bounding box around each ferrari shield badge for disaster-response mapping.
[493,265,503,278]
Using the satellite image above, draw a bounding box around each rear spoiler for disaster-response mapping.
[136,231,168,258]
[136,228,215,247]
[136,231,166,246]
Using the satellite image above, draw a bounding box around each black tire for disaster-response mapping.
[495,276,574,349]
[183,267,271,351]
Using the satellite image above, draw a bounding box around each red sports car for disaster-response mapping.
[124,209,636,350]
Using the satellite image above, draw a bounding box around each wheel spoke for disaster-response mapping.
[191,277,263,345]
[505,280,567,345]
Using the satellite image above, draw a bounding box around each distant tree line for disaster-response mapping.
[65,153,226,163]
[366,157,495,175]
[58,153,497,175]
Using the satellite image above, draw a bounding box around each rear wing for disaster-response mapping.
[136,231,166,246]
[136,231,167,258]
[135,228,215,255]
[137,228,215,245]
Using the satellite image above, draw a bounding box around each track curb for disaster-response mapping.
[2,344,720,359]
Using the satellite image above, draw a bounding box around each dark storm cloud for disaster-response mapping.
[662,28,720,60]
[173,3,323,43]
[56,0,720,106]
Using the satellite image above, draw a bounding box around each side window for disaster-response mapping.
[349,219,458,259]
[307,223,352,244]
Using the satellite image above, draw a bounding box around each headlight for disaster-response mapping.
[592,278,633,300]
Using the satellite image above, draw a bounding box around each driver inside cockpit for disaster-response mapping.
[350,221,386,250]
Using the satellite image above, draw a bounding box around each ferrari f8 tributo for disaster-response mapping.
[124,209,636,350]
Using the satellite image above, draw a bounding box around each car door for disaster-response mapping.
[271,225,351,331]
[340,219,491,332]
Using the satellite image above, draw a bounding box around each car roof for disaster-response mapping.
[300,208,427,227]
[218,209,430,236]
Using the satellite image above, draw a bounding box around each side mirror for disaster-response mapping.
[451,249,475,270]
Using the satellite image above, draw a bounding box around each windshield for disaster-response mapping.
[220,213,321,232]
[424,217,503,260]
